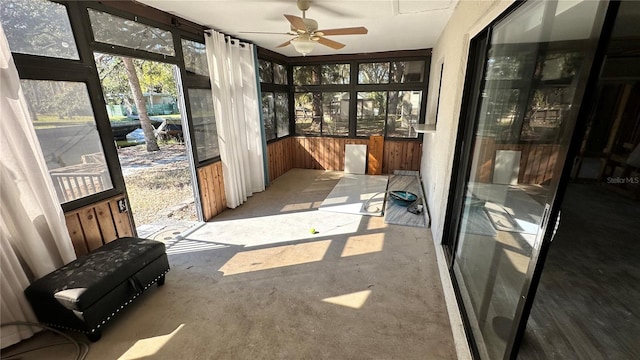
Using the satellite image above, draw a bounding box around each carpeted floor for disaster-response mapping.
[3,169,457,360]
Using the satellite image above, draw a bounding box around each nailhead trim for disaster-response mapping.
[41,269,170,335]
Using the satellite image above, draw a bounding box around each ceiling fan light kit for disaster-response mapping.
[243,0,368,56]
[291,35,316,56]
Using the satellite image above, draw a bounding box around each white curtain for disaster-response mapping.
[205,31,265,209]
[0,26,77,348]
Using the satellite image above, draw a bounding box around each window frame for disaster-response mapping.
[257,52,291,143]
[285,52,430,139]
[8,1,217,212]
[9,2,126,212]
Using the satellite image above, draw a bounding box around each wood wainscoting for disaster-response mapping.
[289,137,422,174]
[497,143,560,185]
[65,194,133,257]
[267,137,294,182]
[472,136,561,185]
[198,161,227,221]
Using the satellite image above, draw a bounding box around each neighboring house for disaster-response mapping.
[105,92,178,117]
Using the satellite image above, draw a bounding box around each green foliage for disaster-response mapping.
[293,66,320,85]
[137,60,178,96]
[95,53,178,103]
[0,0,79,59]
[21,80,94,120]
[358,63,390,84]
[321,64,350,84]
[258,59,273,83]
[88,8,174,56]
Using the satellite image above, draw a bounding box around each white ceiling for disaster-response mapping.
[137,0,457,57]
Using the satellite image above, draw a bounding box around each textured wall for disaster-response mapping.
[420,0,515,244]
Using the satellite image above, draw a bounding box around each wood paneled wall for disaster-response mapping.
[64,137,422,250]
[292,137,366,171]
[472,136,561,185]
[382,140,423,174]
[497,143,561,185]
[65,194,133,257]
[198,161,227,221]
[267,137,294,182]
[288,137,422,174]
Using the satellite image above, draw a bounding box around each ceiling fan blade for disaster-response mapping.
[276,40,292,48]
[284,14,308,33]
[316,27,368,36]
[317,37,345,50]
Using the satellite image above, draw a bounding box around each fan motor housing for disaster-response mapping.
[303,18,318,32]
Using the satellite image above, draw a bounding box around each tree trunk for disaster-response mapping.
[122,57,159,151]
[312,92,322,129]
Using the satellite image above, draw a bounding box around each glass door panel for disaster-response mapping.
[451,1,608,359]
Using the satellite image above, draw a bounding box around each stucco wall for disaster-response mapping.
[421,0,516,244]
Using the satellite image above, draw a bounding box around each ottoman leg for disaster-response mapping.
[157,275,165,286]
[87,330,102,342]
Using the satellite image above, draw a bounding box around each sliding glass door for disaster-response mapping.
[447,1,611,359]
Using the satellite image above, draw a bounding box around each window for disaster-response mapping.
[88,9,175,56]
[482,48,586,143]
[293,66,320,85]
[358,62,390,84]
[293,92,349,137]
[274,63,288,85]
[0,0,79,60]
[322,92,349,136]
[356,91,387,136]
[262,92,276,140]
[295,92,321,136]
[387,91,421,138]
[21,80,114,204]
[260,60,288,85]
[259,58,289,141]
[258,59,273,83]
[275,92,290,137]
[321,64,350,84]
[279,55,428,138]
[390,61,425,83]
[189,89,219,161]
[261,91,289,140]
[182,39,208,76]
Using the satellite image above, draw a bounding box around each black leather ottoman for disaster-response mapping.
[24,237,170,341]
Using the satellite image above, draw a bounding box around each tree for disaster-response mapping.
[95,53,177,100]
[0,0,79,59]
[136,60,177,96]
[123,57,160,151]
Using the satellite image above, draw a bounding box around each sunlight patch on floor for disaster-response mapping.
[186,212,362,248]
[118,324,184,360]
[322,290,372,309]
[280,202,314,212]
[218,240,332,276]
[341,233,385,257]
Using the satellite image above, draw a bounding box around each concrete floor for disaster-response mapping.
[4,169,457,360]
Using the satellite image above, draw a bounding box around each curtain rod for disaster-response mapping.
[204,30,248,47]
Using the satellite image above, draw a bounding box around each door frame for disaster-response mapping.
[441,0,622,358]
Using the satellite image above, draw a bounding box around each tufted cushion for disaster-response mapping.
[26,237,166,312]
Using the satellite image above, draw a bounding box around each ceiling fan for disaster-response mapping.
[242,0,368,56]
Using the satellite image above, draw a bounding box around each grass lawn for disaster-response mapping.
[118,144,196,226]
[126,168,195,225]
